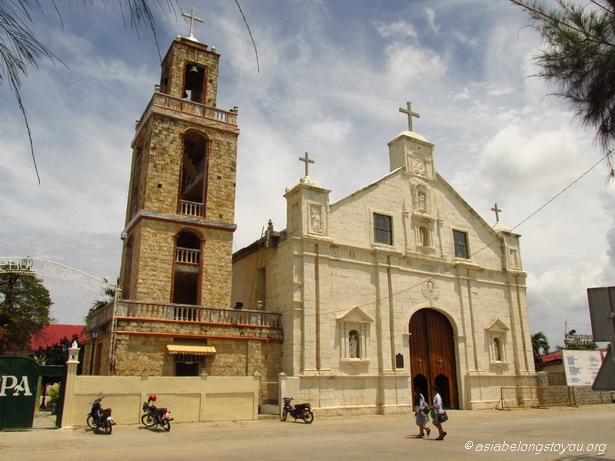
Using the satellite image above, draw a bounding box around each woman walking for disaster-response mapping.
[431,385,447,440]
[413,388,430,438]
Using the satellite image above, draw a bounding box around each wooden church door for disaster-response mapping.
[409,308,459,409]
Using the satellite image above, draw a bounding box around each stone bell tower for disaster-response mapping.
[119,22,239,309]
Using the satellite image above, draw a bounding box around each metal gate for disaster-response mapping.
[0,356,64,430]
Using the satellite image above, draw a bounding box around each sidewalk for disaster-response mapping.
[6,404,614,461]
[32,411,57,429]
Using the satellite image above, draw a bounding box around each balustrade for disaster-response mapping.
[152,93,237,125]
[176,247,200,264]
[87,300,281,331]
[179,200,203,217]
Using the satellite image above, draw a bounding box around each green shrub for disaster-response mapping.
[48,385,61,414]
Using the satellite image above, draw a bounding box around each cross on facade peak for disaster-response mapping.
[299,152,315,177]
[399,101,420,132]
[182,8,204,41]
[491,203,502,222]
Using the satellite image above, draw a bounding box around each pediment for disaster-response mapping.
[336,306,374,324]
[485,318,509,332]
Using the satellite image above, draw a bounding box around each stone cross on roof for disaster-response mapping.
[399,101,420,132]
[182,8,204,41]
[299,152,315,177]
[491,203,502,222]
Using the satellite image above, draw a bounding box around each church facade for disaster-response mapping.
[232,113,537,412]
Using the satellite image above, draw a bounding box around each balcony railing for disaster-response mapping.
[176,247,200,264]
[179,200,203,217]
[87,300,114,332]
[87,300,282,331]
[152,93,237,124]
[134,91,239,136]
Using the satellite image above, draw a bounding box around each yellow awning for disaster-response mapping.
[166,345,216,355]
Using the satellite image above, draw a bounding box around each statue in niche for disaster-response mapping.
[418,191,426,212]
[509,248,519,268]
[349,331,359,358]
[494,338,502,361]
[310,206,322,233]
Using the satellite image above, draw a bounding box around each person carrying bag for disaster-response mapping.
[430,385,448,440]
[413,387,430,438]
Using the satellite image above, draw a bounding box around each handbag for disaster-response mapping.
[439,411,448,422]
[421,406,430,416]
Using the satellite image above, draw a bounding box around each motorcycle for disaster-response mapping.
[86,393,115,434]
[281,397,314,423]
[141,394,173,432]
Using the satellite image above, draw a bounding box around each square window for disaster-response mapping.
[374,213,392,245]
[453,230,469,259]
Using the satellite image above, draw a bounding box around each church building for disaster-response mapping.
[232,103,537,412]
[83,13,537,414]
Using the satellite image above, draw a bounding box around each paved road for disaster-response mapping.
[1,405,613,461]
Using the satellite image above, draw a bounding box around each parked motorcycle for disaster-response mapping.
[86,393,115,434]
[281,397,314,423]
[141,394,173,431]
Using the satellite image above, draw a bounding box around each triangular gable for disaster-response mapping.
[485,318,509,332]
[330,168,403,210]
[336,306,374,324]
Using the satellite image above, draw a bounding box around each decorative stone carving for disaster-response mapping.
[412,157,426,176]
[422,279,439,302]
[409,152,433,179]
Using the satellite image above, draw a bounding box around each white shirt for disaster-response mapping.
[433,393,443,414]
[414,394,426,412]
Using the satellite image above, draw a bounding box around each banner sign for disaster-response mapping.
[562,350,602,386]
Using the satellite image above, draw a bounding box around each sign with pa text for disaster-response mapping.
[0,356,40,430]
[0,375,33,397]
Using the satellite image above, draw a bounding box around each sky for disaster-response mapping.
[1,0,613,350]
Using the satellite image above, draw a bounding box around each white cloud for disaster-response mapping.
[424,8,440,34]
[384,43,447,92]
[373,20,418,39]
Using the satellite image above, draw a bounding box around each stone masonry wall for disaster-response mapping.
[111,322,282,380]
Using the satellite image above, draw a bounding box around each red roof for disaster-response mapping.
[538,351,562,365]
[539,348,608,365]
[31,324,86,351]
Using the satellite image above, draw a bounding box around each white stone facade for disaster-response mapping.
[232,130,537,413]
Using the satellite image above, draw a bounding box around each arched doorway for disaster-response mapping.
[409,308,459,409]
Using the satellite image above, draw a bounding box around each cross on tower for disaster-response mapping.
[299,152,315,177]
[399,101,420,132]
[182,8,204,40]
[491,203,502,222]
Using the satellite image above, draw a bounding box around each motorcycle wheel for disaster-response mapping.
[86,415,94,428]
[104,421,112,434]
[162,419,171,432]
[141,413,156,428]
[281,409,288,422]
[302,410,314,424]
